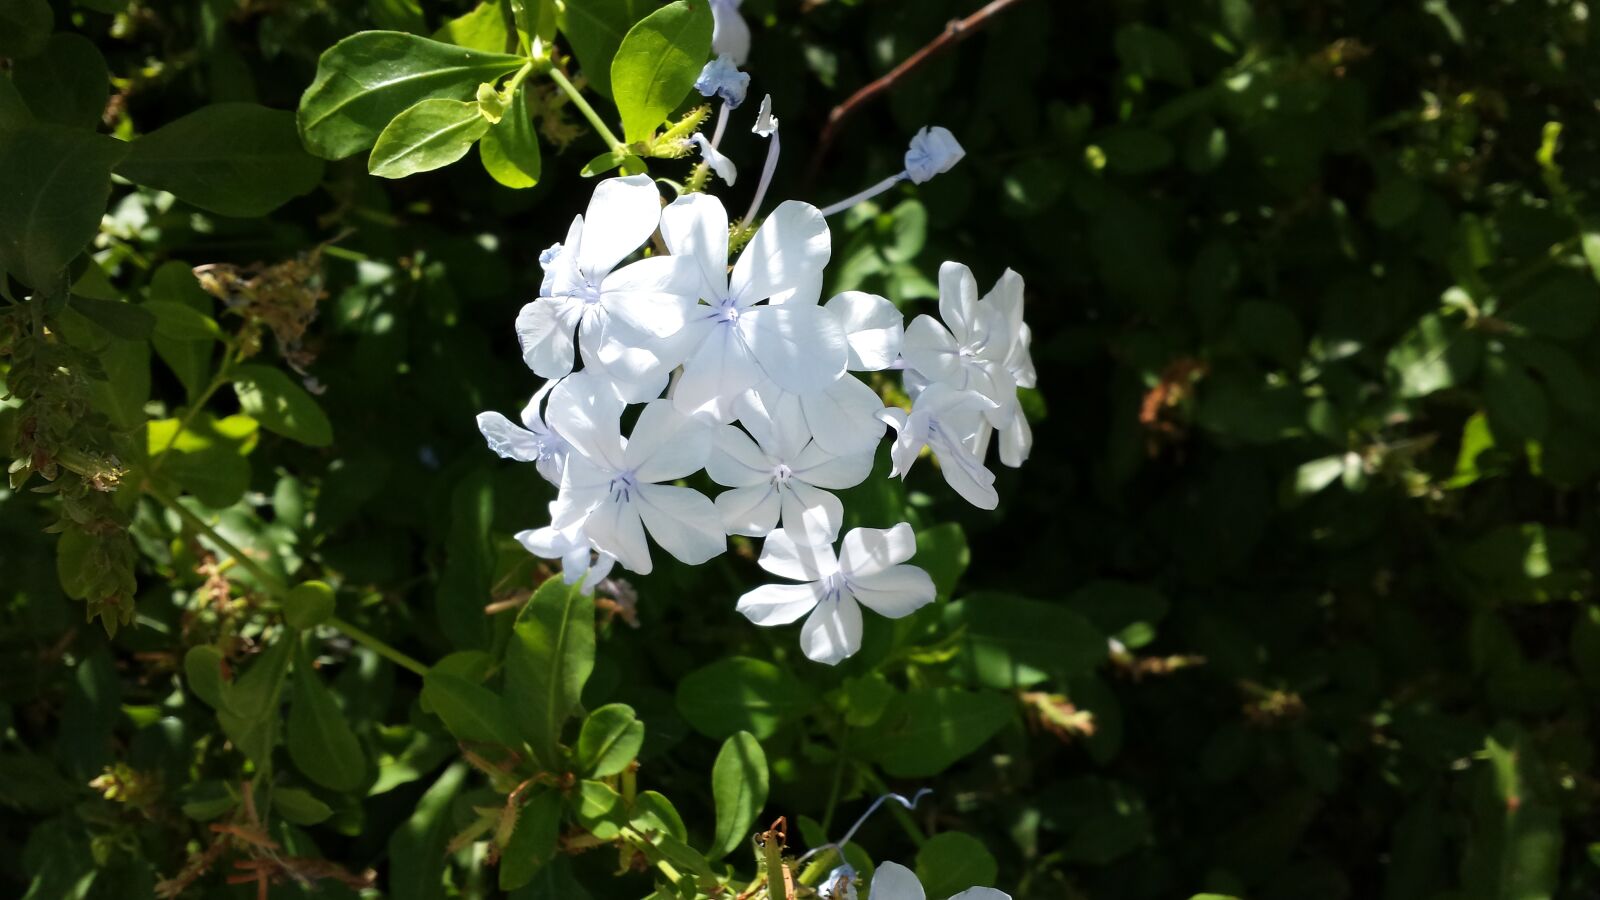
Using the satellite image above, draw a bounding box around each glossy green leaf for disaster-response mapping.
[480,84,542,188]
[287,640,366,792]
[575,703,645,777]
[420,670,521,746]
[574,779,623,840]
[434,0,513,52]
[369,98,491,178]
[115,103,324,217]
[284,581,336,630]
[297,31,523,159]
[231,364,334,447]
[0,125,126,291]
[709,730,768,860]
[499,788,562,891]
[12,34,108,129]
[556,0,650,98]
[610,0,713,143]
[504,575,594,766]
[676,657,812,740]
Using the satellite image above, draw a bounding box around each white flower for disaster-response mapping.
[827,291,904,371]
[973,267,1033,467]
[691,133,738,186]
[658,193,846,417]
[903,126,965,184]
[476,380,567,485]
[514,175,697,385]
[710,0,750,65]
[901,262,1019,429]
[878,382,999,510]
[709,389,873,543]
[546,373,726,575]
[821,865,858,900]
[754,375,885,457]
[752,93,778,137]
[694,55,750,108]
[868,862,1010,900]
[514,519,616,594]
[736,523,935,665]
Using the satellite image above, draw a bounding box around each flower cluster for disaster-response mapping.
[478,96,1032,667]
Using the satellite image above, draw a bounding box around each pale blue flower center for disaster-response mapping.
[576,279,602,305]
[715,297,741,323]
[608,470,638,502]
[771,463,793,484]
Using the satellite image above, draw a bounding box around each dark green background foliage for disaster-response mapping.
[2,0,1599,898]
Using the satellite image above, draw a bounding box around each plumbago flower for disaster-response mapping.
[736,523,935,665]
[858,863,1010,900]
[477,96,1035,673]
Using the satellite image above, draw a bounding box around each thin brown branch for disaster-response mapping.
[805,0,1034,183]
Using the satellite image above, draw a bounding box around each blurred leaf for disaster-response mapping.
[857,687,1012,777]
[434,0,513,52]
[499,788,562,890]
[284,581,336,630]
[944,593,1107,689]
[389,762,468,900]
[916,832,998,899]
[709,730,768,860]
[1387,312,1482,398]
[116,104,324,216]
[676,657,812,740]
[0,0,51,59]
[0,125,126,290]
[272,787,332,825]
[421,671,521,746]
[611,0,712,144]
[11,34,107,129]
[217,636,292,771]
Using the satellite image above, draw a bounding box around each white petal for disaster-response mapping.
[674,321,764,415]
[624,399,712,482]
[839,522,917,578]
[660,193,730,302]
[584,496,652,575]
[707,425,774,487]
[477,411,544,462]
[514,298,581,379]
[547,371,629,470]
[779,481,843,544]
[729,200,830,306]
[715,483,781,536]
[799,595,862,666]
[579,552,616,594]
[634,483,726,565]
[932,436,999,510]
[740,304,847,396]
[868,863,926,900]
[915,382,999,421]
[577,175,661,278]
[998,405,1032,468]
[948,890,1011,900]
[900,315,962,386]
[801,376,886,457]
[518,380,557,434]
[825,291,903,371]
[601,255,703,338]
[848,564,935,618]
[691,132,739,185]
[875,407,920,479]
[790,442,873,489]
[936,260,981,345]
[758,528,839,581]
[735,581,820,626]
[561,542,591,584]
[514,525,576,559]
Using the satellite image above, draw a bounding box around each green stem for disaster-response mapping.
[547,67,625,152]
[328,615,429,677]
[145,486,430,677]
[504,60,535,96]
[762,828,789,900]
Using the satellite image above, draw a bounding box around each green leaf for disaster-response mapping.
[1387,311,1482,399]
[1483,354,1549,442]
[12,34,108,129]
[297,31,524,159]
[287,640,366,792]
[163,444,251,509]
[183,646,234,713]
[0,76,34,129]
[857,688,1013,778]
[389,762,468,900]
[0,125,127,291]
[610,0,713,144]
[217,636,293,770]
[434,0,513,52]
[68,295,155,340]
[1582,231,1600,284]
[272,786,333,825]
[676,657,812,740]
[944,593,1107,689]
[115,103,324,217]
[630,790,687,841]
[579,148,632,177]
[574,779,624,839]
[557,0,650,98]
[499,788,562,891]
[231,363,334,447]
[504,575,594,766]
[284,581,336,630]
[575,703,645,777]
[437,470,494,649]
[143,301,223,341]
[913,522,969,598]
[0,0,52,59]
[146,261,216,399]
[420,670,522,746]
[916,832,998,900]
[708,731,768,860]
[480,83,542,188]
[369,98,491,178]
